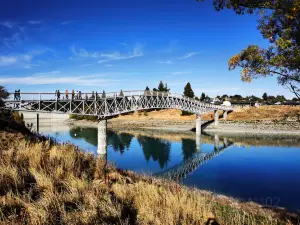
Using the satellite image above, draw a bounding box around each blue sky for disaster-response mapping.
[0,0,293,98]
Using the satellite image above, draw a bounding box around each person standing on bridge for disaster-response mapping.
[66,89,69,100]
[79,91,82,99]
[17,89,21,101]
[72,89,75,100]
[57,90,61,100]
[14,90,17,100]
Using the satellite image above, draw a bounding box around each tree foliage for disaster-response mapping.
[183,82,195,98]
[200,0,300,98]
[156,81,170,92]
[0,85,9,107]
[200,92,206,101]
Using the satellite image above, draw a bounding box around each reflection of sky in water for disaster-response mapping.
[40,123,300,211]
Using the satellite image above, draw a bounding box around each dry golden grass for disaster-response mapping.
[111,106,300,122]
[0,111,299,224]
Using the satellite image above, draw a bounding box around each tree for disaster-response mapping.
[201,0,300,99]
[158,81,165,92]
[119,89,124,97]
[200,92,206,101]
[182,82,194,116]
[183,82,194,98]
[101,90,106,98]
[0,85,9,107]
[144,86,150,95]
[262,92,268,101]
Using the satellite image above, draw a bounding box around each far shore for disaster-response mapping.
[66,118,300,136]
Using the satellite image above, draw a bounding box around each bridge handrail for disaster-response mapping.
[5,91,234,110]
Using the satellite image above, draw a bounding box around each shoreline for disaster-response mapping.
[66,118,300,136]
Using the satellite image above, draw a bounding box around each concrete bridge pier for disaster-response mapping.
[97,119,107,155]
[214,110,219,126]
[224,137,228,147]
[214,134,219,151]
[196,114,201,135]
[196,134,201,152]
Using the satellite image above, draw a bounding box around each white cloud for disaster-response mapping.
[0,21,15,28]
[172,71,191,75]
[0,73,120,86]
[28,20,43,25]
[177,52,200,59]
[0,56,17,66]
[61,21,71,25]
[156,60,173,64]
[0,50,48,68]
[105,64,113,67]
[70,44,144,63]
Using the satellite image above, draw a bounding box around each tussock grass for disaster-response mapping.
[0,111,299,224]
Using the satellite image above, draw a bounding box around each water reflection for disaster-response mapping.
[137,136,171,169]
[40,124,300,210]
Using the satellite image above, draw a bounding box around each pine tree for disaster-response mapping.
[119,89,124,97]
[182,82,195,116]
[183,82,194,98]
[158,81,165,92]
[200,92,206,101]
[262,92,268,101]
[101,90,106,98]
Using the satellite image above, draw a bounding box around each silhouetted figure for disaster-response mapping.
[17,89,21,100]
[66,89,69,100]
[91,91,95,99]
[57,90,61,100]
[96,91,99,100]
[79,91,82,99]
[72,89,75,100]
[14,90,17,100]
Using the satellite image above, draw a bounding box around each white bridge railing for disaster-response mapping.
[4,90,234,117]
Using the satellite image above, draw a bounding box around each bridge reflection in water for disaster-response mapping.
[68,127,232,181]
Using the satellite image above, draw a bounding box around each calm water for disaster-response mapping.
[39,123,300,211]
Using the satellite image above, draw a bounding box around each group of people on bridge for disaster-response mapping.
[55,90,103,101]
[14,90,21,101]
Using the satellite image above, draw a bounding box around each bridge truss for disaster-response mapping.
[4,91,233,118]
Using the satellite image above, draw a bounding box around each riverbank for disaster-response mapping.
[66,106,300,135]
[1,111,300,224]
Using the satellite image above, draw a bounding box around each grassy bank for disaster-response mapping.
[1,112,300,224]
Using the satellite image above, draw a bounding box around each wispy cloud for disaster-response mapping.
[28,20,43,25]
[0,56,17,66]
[70,44,143,63]
[160,40,178,53]
[0,73,120,86]
[172,71,191,75]
[177,52,200,59]
[105,64,113,67]
[97,44,143,63]
[156,60,173,64]
[0,21,15,28]
[61,21,71,25]
[0,50,48,68]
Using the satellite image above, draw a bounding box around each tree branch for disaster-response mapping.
[269,70,300,83]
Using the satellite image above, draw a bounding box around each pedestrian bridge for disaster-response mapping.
[4,90,234,154]
[4,90,233,118]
